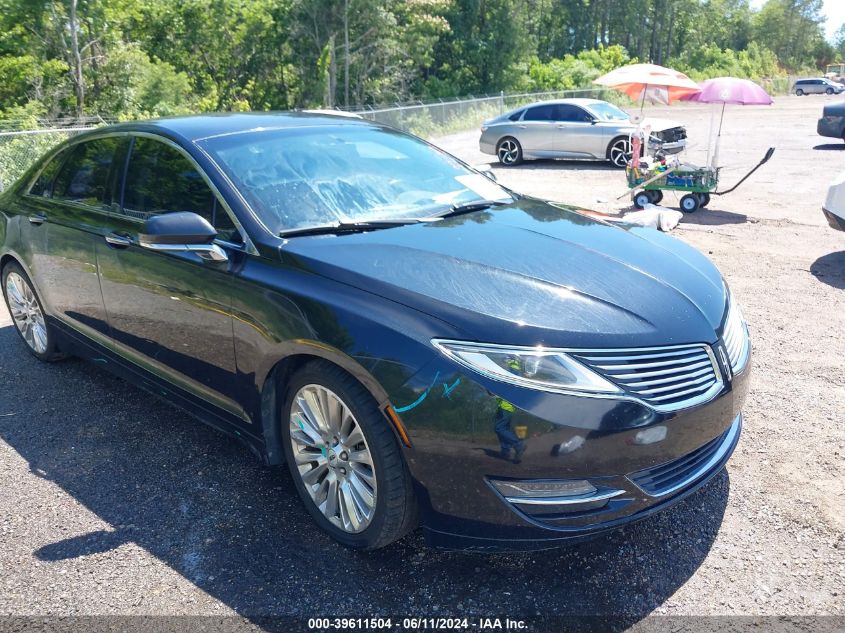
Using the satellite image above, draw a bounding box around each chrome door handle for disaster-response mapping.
[28,214,47,225]
[104,233,133,248]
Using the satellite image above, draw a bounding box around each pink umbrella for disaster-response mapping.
[681,77,773,166]
[683,76,774,106]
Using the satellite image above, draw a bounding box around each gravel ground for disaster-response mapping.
[0,96,843,626]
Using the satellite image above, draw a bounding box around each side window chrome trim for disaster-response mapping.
[22,131,132,200]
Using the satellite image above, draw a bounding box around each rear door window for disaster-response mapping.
[52,137,124,210]
[123,137,238,242]
[524,105,557,121]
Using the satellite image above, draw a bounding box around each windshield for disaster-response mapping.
[199,125,512,233]
[586,102,630,122]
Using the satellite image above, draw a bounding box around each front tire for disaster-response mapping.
[795,88,804,96]
[496,137,523,166]
[826,88,834,95]
[1,262,65,361]
[281,360,416,550]
[607,137,633,168]
[634,192,651,209]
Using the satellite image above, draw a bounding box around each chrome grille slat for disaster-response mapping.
[622,365,714,388]
[592,354,710,371]
[637,374,717,395]
[610,359,714,380]
[649,384,716,402]
[577,348,705,362]
[571,344,722,411]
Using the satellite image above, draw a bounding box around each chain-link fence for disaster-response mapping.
[347,87,623,137]
[0,127,97,192]
[345,78,798,137]
[0,79,799,190]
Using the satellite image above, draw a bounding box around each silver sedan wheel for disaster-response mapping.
[497,139,520,165]
[5,272,48,355]
[289,384,377,533]
[609,139,633,167]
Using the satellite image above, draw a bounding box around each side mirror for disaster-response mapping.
[139,212,227,262]
[474,164,498,182]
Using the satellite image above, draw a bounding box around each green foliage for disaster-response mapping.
[96,45,193,119]
[0,0,834,123]
[668,42,782,80]
[526,46,633,91]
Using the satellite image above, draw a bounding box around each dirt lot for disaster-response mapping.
[0,96,843,625]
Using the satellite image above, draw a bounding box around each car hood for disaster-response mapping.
[280,199,727,348]
[640,117,683,132]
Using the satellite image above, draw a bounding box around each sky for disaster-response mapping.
[749,0,844,41]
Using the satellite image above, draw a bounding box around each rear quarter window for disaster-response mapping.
[28,148,70,197]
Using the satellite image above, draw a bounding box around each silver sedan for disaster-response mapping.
[479,98,687,168]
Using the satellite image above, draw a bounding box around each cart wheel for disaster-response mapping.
[680,194,700,213]
[698,193,711,207]
[647,190,664,204]
[634,192,651,209]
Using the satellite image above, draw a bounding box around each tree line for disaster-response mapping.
[0,0,839,124]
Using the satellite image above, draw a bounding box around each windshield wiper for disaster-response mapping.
[279,218,422,238]
[427,199,511,219]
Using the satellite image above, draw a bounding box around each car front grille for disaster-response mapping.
[628,417,740,496]
[655,126,687,143]
[571,344,722,411]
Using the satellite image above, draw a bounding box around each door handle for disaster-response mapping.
[104,233,133,248]
[28,214,47,225]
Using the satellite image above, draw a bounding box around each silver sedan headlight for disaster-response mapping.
[431,340,621,395]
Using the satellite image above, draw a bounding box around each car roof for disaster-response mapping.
[71,111,378,144]
[514,98,610,110]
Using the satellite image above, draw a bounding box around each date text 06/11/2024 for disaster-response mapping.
[307,618,529,630]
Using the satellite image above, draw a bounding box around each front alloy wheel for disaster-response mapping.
[2,262,64,361]
[282,360,417,549]
[289,384,377,533]
[608,138,633,168]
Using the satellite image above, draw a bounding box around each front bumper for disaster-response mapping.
[648,139,686,156]
[818,116,844,139]
[395,351,750,551]
[823,207,845,232]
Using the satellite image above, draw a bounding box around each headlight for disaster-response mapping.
[723,289,750,372]
[431,340,621,394]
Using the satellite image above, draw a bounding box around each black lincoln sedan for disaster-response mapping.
[0,113,750,551]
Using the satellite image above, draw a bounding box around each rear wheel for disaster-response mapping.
[496,137,523,166]
[795,88,804,96]
[1,262,64,361]
[647,190,664,204]
[697,192,711,207]
[680,194,700,213]
[607,137,633,168]
[281,360,417,550]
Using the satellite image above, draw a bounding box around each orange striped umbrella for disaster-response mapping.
[594,63,701,108]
